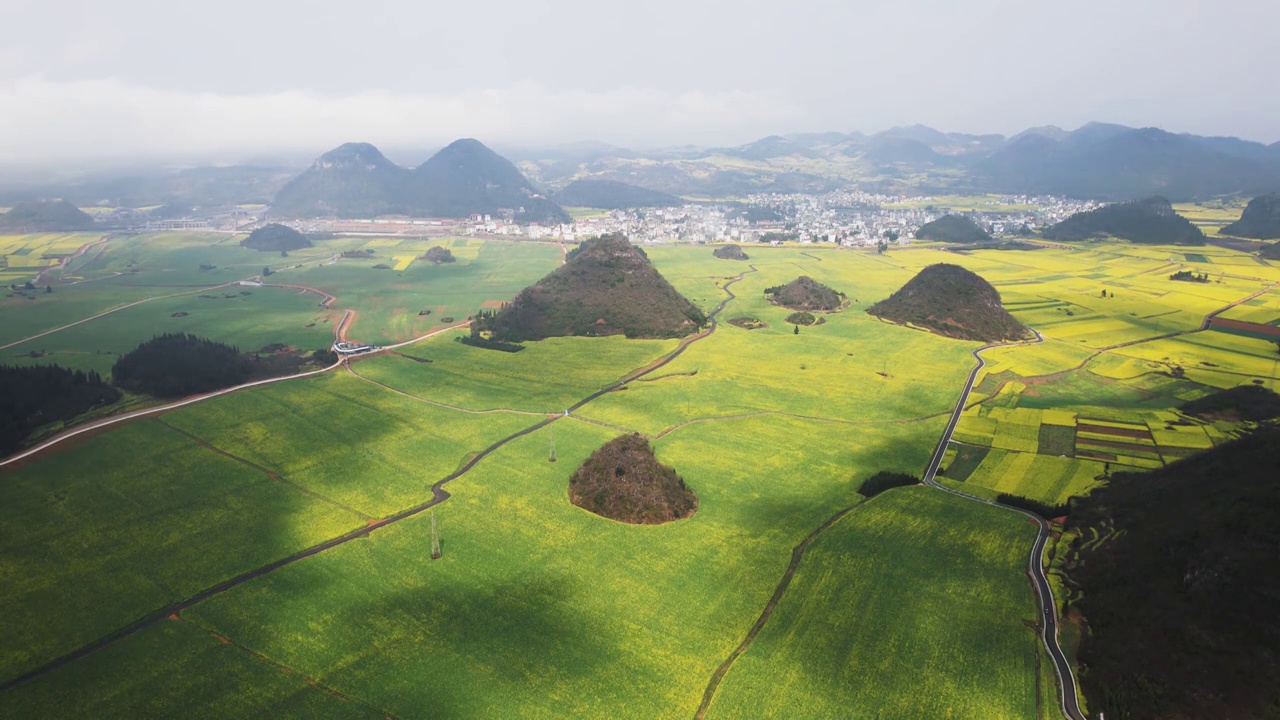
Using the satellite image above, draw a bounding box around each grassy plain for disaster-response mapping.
[4,237,1280,717]
[706,486,1041,720]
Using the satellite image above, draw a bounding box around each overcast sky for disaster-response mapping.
[2,0,1277,165]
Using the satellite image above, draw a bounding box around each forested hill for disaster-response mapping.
[0,200,96,232]
[552,179,681,209]
[1042,196,1206,245]
[271,139,568,222]
[914,214,991,243]
[867,263,1029,342]
[471,233,705,341]
[1221,192,1280,239]
[413,139,569,222]
[240,224,311,251]
[1065,428,1280,720]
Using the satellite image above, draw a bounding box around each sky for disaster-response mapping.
[1,0,1277,165]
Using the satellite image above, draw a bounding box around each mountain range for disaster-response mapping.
[271,139,569,222]
[2,123,1277,211]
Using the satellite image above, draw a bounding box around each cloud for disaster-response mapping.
[0,75,804,164]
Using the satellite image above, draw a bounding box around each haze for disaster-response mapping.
[3,0,1278,165]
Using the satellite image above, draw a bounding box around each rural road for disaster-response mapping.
[921,328,1087,720]
[0,266,759,693]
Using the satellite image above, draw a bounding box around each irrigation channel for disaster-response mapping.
[0,266,758,693]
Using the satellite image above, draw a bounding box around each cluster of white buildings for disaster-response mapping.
[471,192,1102,246]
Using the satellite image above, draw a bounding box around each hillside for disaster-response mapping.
[0,200,96,232]
[271,142,409,218]
[552,179,681,209]
[271,139,568,222]
[766,276,846,311]
[1064,428,1280,720]
[240,224,311,252]
[1042,197,1206,245]
[867,263,1030,342]
[568,434,697,524]
[413,139,568,223]
[1221,192,1280,239]
[915,214,992,243]
[1261,242,1280,260]
[471,233,706,341]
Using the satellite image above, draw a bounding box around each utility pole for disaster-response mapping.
[430,510,441,560]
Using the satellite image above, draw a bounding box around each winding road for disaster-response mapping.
[920,328,1087,720]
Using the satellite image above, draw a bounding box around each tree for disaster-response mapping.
[45,285,52,294]
[793,324,800,335]
[280,250,288,258]
[23,280,35,290]
[883,230,900,243]
[262,266,273,277]
[877,239,888,254]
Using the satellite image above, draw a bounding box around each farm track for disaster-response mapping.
[0,265,759,694]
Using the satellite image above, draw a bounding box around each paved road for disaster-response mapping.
[920,329,1086,720]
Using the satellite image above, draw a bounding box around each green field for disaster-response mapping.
[706,487,1042,719]
[3,234,1279,717]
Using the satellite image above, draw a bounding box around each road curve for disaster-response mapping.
[920,328,1087,720]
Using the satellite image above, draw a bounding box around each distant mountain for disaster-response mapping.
[979,125,1280,200]
[915,215,991,243]
[861,137,949,167]
[1043,197,1206,245]
[552,179,681,209]
[868,264,1030,342]
[240,223,311,252]
[1064,427,1280,720]
[271,142,408,218]
[413,139,568,223]
[0,200,96,232]
[271,139,568,222]
[472,233,706,341]
[723,135,815,160]
[1221,193,1280,239]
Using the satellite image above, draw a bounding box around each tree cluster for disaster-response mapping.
[0,364,120,455]
[111,333,251,398]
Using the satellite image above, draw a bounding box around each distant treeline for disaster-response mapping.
[0,365,120,455]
